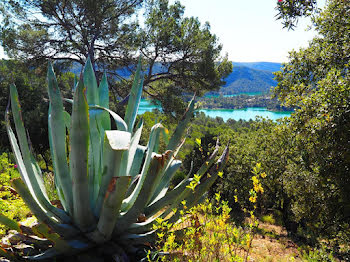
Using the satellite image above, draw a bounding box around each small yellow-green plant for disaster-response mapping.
[149,163,268,262]
[0,153,30,236]
[150,193,257,262]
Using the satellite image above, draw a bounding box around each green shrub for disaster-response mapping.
[301,245,337,262]
[0,152,30,236]
[150,195,255,262]
[261,214,276,225]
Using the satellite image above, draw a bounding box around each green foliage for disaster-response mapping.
[275,0,318,30]
[260,214,275,225]
[150,197,255,262]
[220,66,277,95]
[0,153,29,236]
[0,0,142,67]
[199,94,291,111]
[301,245,337,262]
[274,0,350,243]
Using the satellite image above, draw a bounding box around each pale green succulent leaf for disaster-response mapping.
[48,104,68,213]
[9,84,48,199]
[47,62,73,215]
[125,57,143,133]
[89,105,127,131]
[70,80,96,232]
[83,57,99,105]
[148,159,182,205]
[114,154,163,235]
[92,176,131,243]
[94,131,131,216]
[63,111,71,132]
[11,178,79,238]
[121,123,163,211]
[167,96,195,151]
[88,110,103,208]
[0,214,21,232]
[105,130,131,150]
[7,88,70,223]
[144,177,192,218]
[98,72,111,131]
[128,145,147,179]
[125,119,143,176]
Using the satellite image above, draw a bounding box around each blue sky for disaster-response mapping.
[0,0,325,63]
[171,0,326,63]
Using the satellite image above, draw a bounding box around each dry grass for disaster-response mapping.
[248,222,302,262]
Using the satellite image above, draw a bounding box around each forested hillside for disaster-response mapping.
[220,65,278,94]
[233,62,282,72]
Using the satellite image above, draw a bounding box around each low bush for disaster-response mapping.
[0,152,30,236]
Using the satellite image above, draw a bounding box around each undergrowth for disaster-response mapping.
[148,163,266,262]
[0,152,30,236]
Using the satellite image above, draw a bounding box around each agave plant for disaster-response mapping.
[0,58,229,261]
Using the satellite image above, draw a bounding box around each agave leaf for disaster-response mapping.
[121,123,163,211]
[73,74,78,93]
[88,109,103,207]
[0,214,21,232]
[148,159,182,205]
[94,131,131,216]
[48,105,68,212]
[148,138,187,205]
[70,80,96,232]
[126,212,163,234]
[9,85,48,199]
[47,62,73,215]
[25,239,93,260]
[119,230,156,246]
[25,248,61,261]
[161,141,221,219]
[89,105,127,131]
[98,72,111,131]
[6,96,70,223]
[125,57,143,133]
[144,177,192,218]
[63,110,71,132]
[113,153,164,235]
[128,145,147,179]
[83,57,99,105]
[125,119,143,177]
[169,144,229,224]
[0,247,19,262]
[90,176,131,243]
[32,223,72,253]
[167,96,195,151]
[11,178,79,238]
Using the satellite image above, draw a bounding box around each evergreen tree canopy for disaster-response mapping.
[0,0,232,115]
[274,0,350,238]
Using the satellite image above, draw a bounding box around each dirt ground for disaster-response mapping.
[248,222,303,262]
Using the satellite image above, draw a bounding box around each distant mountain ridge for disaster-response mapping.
[218,62,282,95]
[232,62,282,72]
[69,61,282,95]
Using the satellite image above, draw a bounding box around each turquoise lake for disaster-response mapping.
[138,99,292,121]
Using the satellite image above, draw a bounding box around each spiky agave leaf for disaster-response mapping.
[47,62,73,216]
[70,79,96,232]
